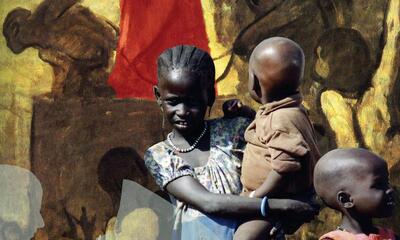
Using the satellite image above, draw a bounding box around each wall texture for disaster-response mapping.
[0,0,399,239]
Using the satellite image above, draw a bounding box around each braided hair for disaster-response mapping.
[157,45,216,106]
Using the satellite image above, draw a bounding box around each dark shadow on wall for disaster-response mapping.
[97,147,149,215]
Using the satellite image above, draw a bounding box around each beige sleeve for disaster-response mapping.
[266,130,309,173]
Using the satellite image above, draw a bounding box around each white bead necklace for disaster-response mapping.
[167,122,208,153]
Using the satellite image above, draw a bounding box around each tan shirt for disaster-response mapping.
[241,93,320,195]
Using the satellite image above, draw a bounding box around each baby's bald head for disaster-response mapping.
[249,37,304,103]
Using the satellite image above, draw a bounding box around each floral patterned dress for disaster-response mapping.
[144,117,251,240]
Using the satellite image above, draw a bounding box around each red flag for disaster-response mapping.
[108,0,210,99]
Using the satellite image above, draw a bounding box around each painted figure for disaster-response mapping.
[3,0,118,98]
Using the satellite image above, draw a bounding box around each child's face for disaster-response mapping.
[156,69,210,135]
[349,161,395,218]
[248,53,298,104]
[248,64,263,104]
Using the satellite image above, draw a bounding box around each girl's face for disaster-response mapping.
[155,69,211,136]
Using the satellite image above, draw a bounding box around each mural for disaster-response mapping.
[0,0,399,239]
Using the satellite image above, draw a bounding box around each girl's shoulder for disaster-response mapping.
[144,141,171,161]
[146,141,167,152]
[144,141,195,189]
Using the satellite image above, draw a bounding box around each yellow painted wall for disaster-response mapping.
[0,1,120,168]
[201,0,240,96]
[1,1,400,239]
[0,0,247,169]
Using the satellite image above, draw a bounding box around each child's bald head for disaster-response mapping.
[314,148,394,217]
[248,37,305,103]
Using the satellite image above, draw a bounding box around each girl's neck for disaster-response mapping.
[340,213,377,235]
[172,121,207,143]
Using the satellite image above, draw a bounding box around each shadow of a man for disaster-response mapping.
[0,164,44,240]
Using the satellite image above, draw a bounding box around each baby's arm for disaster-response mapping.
[234,170,293,240]
[252,127,308,198]
[251,169,288,198]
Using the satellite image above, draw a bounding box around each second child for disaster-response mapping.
[315,148,398,240]
[234,37,321,239]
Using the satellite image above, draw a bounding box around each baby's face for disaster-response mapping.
[349,161,395,218]
[248,51,301,104]
[247,63,263,104]
[248,55,280,104]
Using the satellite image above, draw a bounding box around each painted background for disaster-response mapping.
[0,0,399,239]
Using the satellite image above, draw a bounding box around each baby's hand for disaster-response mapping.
[222,99,255,119]
[223,99,243,118]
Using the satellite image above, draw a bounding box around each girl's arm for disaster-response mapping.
[165,175,315,220]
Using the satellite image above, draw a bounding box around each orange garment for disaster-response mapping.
[320,228,397,240]
[241,93,320,194]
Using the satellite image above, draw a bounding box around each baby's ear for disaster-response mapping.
[153,86,162,106]
[337,191,354,209]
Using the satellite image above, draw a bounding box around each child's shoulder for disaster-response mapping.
[318,230,355,240]
[319,228,399,240]
[269,106,309,131]
[270,104,306,118]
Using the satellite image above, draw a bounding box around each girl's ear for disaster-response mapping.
[153,86,162,106]
[337,191,354,209]
[207,86,216,108]
[208,95,216,109]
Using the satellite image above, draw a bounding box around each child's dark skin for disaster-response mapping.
[249,38,305,198]
[156,68,211,168]
[233,37,308,240]
[314,148,398,238]
[153,66,317,221]
[248,37,303,105]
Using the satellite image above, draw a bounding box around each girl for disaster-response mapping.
[144,45,316,239]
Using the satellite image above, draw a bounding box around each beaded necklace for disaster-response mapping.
[167,122,208,153]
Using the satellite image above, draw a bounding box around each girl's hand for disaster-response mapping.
[268,198,319,222]
[223,99,256,119]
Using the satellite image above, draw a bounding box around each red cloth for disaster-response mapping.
[108,0,210,99]
[320,228,396,240]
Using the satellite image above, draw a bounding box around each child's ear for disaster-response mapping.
[337,191,354,209]
[153,86,162,106]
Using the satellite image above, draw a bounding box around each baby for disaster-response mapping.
[234,37,321,239]
[315,148,398,240]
